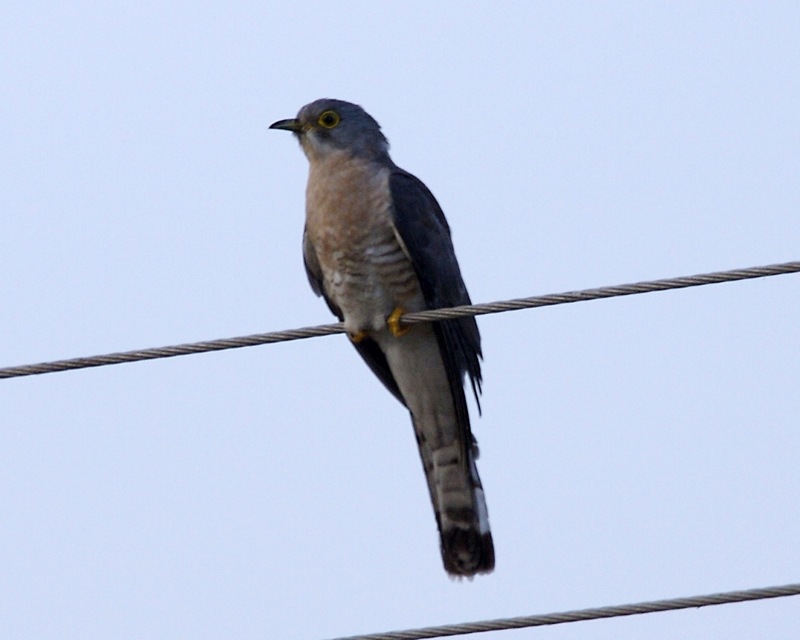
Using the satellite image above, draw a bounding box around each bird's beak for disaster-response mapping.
[269,118,303,132]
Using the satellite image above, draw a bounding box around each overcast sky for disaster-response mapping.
[2,3,799,639]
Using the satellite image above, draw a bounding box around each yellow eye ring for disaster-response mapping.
[317,110,340,129]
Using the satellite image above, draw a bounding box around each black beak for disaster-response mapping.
[269,118,303,132]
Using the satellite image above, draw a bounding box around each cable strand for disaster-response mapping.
[2,260,799,380]
[326,582,800,640]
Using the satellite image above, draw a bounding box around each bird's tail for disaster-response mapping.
[421,431,494,577]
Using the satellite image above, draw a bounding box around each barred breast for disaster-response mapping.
[305,151,422,336]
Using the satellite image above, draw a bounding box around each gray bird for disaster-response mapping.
[270,99,493,577]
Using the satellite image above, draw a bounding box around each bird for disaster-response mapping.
[269,99,493,577]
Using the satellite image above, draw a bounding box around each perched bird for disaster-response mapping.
[270,99,493,577]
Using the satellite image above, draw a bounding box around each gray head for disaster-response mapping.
[269,99,391,163]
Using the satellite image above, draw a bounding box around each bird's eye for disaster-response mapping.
[317,110,340,129]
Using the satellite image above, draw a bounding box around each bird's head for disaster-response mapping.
[269,98,390,163]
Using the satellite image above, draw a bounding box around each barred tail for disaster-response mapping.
[439,484,495,577]
[422,430,494,577]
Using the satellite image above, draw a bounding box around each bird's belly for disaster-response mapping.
[327,237,422,335]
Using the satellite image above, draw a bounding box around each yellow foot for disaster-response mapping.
[349,330,368,343]
[387,307,410,338]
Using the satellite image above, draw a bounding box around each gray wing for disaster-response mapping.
[302,227,406,405]
[302,227,327,299]
[388,169,483,410]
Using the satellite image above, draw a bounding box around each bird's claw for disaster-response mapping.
[387,307,410,338]
[349,330,368,343]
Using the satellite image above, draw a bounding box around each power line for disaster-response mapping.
[326,582,800,640]
[1,260,798,380]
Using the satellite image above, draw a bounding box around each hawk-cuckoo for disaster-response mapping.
[270,99,493,577]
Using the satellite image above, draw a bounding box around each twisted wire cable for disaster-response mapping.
[326,582,800,640]
[2,260,798,380]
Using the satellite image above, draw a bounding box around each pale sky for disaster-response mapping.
[2,3,799,639]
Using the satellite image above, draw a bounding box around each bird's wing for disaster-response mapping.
[302,226,327,300]
[303,226,406,405]
[387,169,483,411]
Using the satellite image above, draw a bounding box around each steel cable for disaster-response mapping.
[2,260,798,380]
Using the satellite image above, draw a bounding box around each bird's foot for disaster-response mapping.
[387,307,410,338]
[349,330,368,343]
